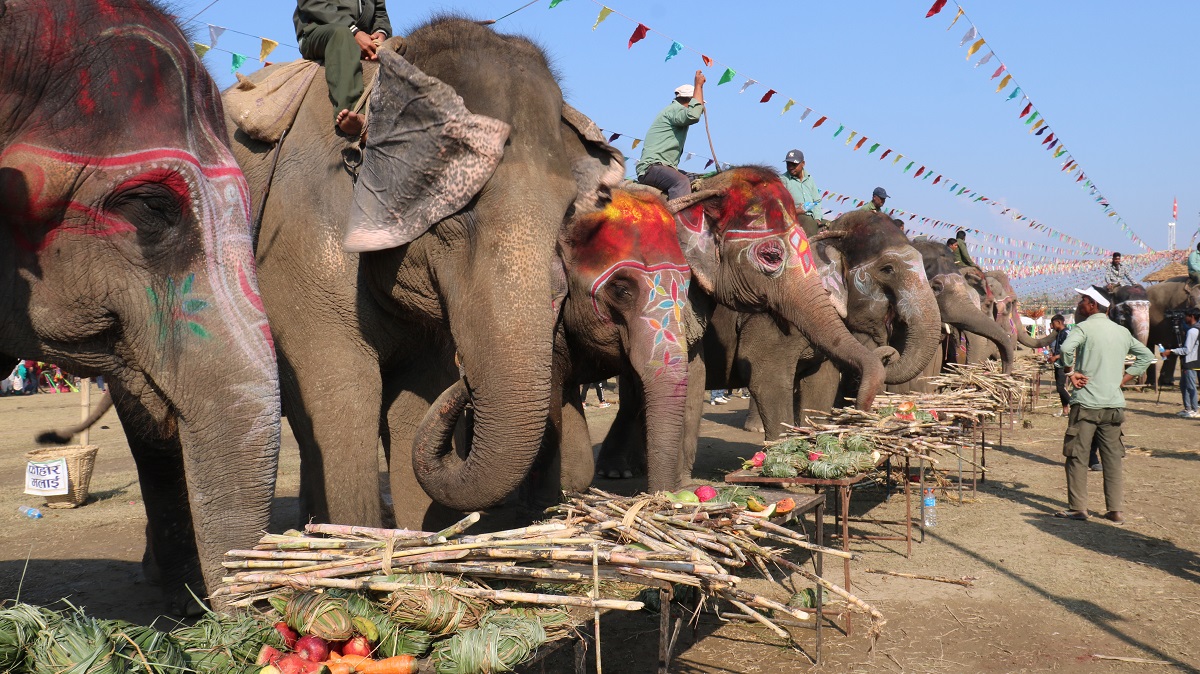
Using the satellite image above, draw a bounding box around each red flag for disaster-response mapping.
[933,175,942,185]
[880,149,892,160]
[854,137,867,150]
[1041,133,1055,145]
[812,116,827,128]
[1019,102,1032,118]
[701,54,712,67]
[759,89,776,103]
[925,0,947,18]
[1173,197,1178,220]
[915,166,925,177]
[704,159,714,169]
[628,23,649,48]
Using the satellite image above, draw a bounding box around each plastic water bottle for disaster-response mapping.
[922,489,937,528]
[18,506,43,519]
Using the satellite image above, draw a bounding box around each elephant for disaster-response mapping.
[698,210,942,440]
[1108,284,1151,346]
[1148,280,1200,385]
[235,19,624,530]
[1,0,281,612]
[977,269,1053,359]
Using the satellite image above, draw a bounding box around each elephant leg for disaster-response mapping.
[796,359,841,425]
[747,366,795,441]
[677,352,707,485]
[742,395,765,433]
[558,385,595,493]
[277,340,384,527]
[109,385,203,616]
[596,376,645,479]
[380,357,460,531]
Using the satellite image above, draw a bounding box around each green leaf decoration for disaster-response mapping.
[188,322,211,339]
[182,299,209,314]
[181,273,194,295]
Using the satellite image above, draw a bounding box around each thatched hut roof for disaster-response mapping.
[1141,261,1188,283]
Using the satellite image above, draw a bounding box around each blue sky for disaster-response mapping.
[179,0,1198,270]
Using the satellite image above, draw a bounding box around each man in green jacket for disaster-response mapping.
[1188,242,1200,286]
[1055,286,1154,524]
[294,0,392,137]
[952,229,979,269]
[636,71,705,200]
[780,149,824,229]
[859,187,888,212]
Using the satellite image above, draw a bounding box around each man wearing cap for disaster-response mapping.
[1054,286,1154,524]
[859,187,888,214]
[780,150,824,229]
[952,229,980,269]
[635,71,706,200]
[1186,242,1200,286]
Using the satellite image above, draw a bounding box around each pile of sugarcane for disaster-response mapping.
[926,361,1031,413]
[783,399,980,466]
[216,490,886,648]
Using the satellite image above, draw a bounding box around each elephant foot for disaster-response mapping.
[141,546,163,588]
[594,455,636,480]
[164,586,207,618]
[742,410,765,434]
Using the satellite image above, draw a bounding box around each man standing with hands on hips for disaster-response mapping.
[295,0,393,138]
[1054,287,1154,524]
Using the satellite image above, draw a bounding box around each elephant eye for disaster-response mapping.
[879,264,896,275]
[108,182,186,237]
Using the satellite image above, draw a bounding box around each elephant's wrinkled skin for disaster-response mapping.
[2,0,281,612]
[1148,280,1200,385]
[236,19,622,529]
[701,210,941,439]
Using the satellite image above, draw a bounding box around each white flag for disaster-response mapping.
[959,26,977,47]
[974,51,994,68]
[799,107,812,122]
[208,25,225,47]
[738,79,758,94]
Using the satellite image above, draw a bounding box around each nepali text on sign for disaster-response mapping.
[25,458,70,496]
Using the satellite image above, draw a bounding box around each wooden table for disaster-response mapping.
[724,457,914,637]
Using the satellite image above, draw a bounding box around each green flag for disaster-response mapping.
[717,68,736,85]
[904,161,914,173]
[549,0,566,7]
[832,124,844,138]
[665,41,683,61]
[1024,111,1040,125]
[868,143,880,154]
[231,52,247,73]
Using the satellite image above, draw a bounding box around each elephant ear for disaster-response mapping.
[669,193,722,294]
[345,48,512,252]
[561,103,625,215]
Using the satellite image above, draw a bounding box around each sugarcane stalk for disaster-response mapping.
[222,560,319,570]
[863,568,974,587]
[224,549,344,561]
[725,598,790,640]
[304,523,433,540]
[720,587,810,622]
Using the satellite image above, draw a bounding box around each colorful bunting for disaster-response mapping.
[833,124,845,138]
[800,107,812,121]
[739,79,758,93]
[665,41,683,61]
[880,148,892,159]
[960,26,977,47]
[1006,86,1022,101]
[592,7,613,29]
[193,42,211,58]
[701,54,712,67]
[925,0,948,18]
[627,23,649,48]
[974,51,993,67]
[965,38,986,60]
[845,130,857,145]
[717,68,736,85]
[994,73,1012,92]
[812,115,826,128]
[549,0,566,7]
[230,52,247,73]
[631,138,641,149]
[854,137,867,150]
[759,88,776,103]
[868,143,881,154]
[947,7,965,30]
[208,25,225,48]
[1020,102,1033,118]
[990,64,1006,80]
[781,98,795,114]
[259,38,278,62]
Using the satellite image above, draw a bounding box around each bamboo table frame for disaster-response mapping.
[724,457,913,638]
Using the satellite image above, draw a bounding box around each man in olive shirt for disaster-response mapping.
[859,187,888,212]
[294,0,392,137]
[780,149,824,228]
[636,71,706,200]
[1055,286,1154,524]
[952,229,980,269]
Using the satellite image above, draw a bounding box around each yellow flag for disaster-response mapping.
[631,138,641,149]
[965,38,985,60]
[994,73,1012,92]
[946,7,964,30]
[592,7,613,30]
[1029,119,1045,133]
[259,38,278,62]
[893,153,903,165]
[193,42,211,58]
[781,98,795,115]
[845,130,857,146]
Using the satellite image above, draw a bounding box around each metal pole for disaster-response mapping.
[80,378,91,445]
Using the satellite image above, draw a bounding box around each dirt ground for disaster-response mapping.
[3,381,1199,672]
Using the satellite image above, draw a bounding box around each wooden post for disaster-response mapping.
[80,378,91,445]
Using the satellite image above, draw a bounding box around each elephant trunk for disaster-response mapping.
[1125,300,1151,345]
[952,311,1016,374]
[778,267,884,410]
[1016,326,1054,349]
[629,324,689,493]
[882,270,942,385]
[411,189,560,512]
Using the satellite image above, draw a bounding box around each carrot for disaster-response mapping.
[329,652,343,660]
[335,655,373,671]
[324,663,353,674]
[358,655,418,674]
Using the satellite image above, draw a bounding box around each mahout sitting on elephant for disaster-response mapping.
[3,0,281,613]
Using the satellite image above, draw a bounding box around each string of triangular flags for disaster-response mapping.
[925,1,1150,252]
[183,20,294,74]
[554,0,1116,256]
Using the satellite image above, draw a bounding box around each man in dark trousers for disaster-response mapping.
[635,71,706,200]
[1055,287,1154,524]
[294,0,392,137]
[1045,314,1071,417]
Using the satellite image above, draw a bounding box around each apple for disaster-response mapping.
[341,635,373,658]
[694,485,718,502]
[295,635,329,663]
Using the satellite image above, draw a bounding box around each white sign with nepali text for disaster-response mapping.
[25,458,69,496]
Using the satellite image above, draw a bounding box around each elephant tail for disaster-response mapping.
[36,392,113,445]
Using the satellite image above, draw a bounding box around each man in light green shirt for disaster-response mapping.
[779,149,824,230]
[635,71,705,200]
[1056,286,1154,524]
[1188,242,1200,286]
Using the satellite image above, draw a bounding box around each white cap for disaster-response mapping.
[674,84,695,98]
[1073,287,1111,308]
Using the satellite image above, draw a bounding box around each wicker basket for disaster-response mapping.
[25,445,99,508]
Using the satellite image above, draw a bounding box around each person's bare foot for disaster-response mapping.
[335,109,365,138]
[1103,511,1125,524]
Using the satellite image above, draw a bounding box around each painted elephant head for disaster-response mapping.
[810,211,941,384]
[0,1,280,599]
[983,269,1045,349]
[668,167,888,410]
[1108,284,1151,345]
[348,28,623,513]
[560,189,696,491]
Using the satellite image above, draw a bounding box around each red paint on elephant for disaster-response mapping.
[571,190,687,279]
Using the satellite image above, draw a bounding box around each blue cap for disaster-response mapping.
[785,149,804,164]
[873,187,889,199]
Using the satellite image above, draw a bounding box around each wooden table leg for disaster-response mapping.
[841,485,852,638]
[658,588,671,674]
[815,498,824,665]
[905,456,912,558]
